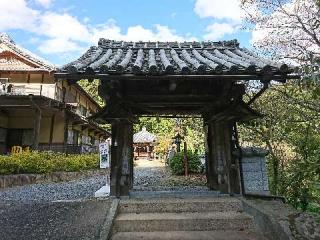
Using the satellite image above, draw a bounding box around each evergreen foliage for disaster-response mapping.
[135,117,205,157]
[239,79,320,210]
[0,151,99,174]
[169,150,201,175]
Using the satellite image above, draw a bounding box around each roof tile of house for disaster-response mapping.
[0,33,55,72]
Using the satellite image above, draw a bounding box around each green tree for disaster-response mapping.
[78,79,104,107]
[239,79,320,209]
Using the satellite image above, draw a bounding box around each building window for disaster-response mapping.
[68,130,80,145]
[73,130,80,145]
[7,129,33,148]
[0,128,7,154]
[90,136,95,145]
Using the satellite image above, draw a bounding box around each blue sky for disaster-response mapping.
[0,0,252,66]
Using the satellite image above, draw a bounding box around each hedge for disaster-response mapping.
[0,151,100,175]
[169,150,202,175]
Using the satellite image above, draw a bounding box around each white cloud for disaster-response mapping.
[90,21,197,43]
[0,0,198,57]
[193,0,244,41]
[34,0,53,8]
[0,0,38,31]
[194,0,243,22]
[203,23,238,40]
[38,12,91,41]
[38,38,84,54]
[37,18,197,54]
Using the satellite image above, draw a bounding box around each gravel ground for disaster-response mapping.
[0,160,207,239]
[0,175,108,202]
[0,159,207,202]
[133,159,168,187]
[133,158,208,192]
[134,166,168,187]
[0,175,111,240]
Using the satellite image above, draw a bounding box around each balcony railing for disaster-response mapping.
[0,83,57,100]
[0,83,92,118]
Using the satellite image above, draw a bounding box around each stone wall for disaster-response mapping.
[0,169,109,189]
[241,148,269,194]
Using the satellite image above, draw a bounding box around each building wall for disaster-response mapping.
[8,116,34,129]
[1,73,99,114]
[38,116,52,144]
[52,114,65,143]
[0,114,8,128]
[1,73,106,153]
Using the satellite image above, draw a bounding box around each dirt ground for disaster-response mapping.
[134,158,166,168]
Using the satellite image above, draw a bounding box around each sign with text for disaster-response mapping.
[99,142,110,168]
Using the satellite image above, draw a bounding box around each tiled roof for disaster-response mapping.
[0,33,55,72]
[0,57,39,71]
[61,39,294,76]
[133,127,157,144]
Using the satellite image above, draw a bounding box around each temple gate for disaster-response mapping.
[55,39,295,197]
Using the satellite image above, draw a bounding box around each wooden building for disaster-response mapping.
[0,33,109,154]
[56,39,297,196]
[133,127,156,160]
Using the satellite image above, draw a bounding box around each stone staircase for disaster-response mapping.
[111,197,266,240]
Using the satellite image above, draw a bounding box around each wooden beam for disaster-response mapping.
[138,114,202,118]
[54,72,299,82]
[247,82,269,105]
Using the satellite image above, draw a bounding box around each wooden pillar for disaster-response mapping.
[63,112,69,154]
[230,124,242,195]
[214,121,231,194]
[110,120,134,197]
[32,108,41,150]
[205,120,239,194]
[204,123,219,190]
[49,114,55,150]
[29,96,41,150]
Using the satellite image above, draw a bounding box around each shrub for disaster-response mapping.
[0,151,100,175]
[169,150,201,175]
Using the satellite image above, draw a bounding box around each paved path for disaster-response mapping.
[0,199,111,240]
[0,175,111,240]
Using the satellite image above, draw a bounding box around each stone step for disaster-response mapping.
[112,230,266,240]
[119,197,243,213]
[113,211,254,232]
[129,190,225,199]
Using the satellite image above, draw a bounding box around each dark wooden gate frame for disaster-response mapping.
[55,39,299,197]
[54,73,298,197]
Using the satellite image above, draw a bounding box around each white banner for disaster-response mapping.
[99,142,110,168]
